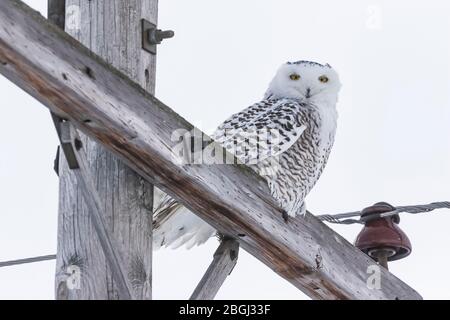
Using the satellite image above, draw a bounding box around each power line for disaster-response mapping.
[0,255,56,268]
[1,202,449,269]
[317,201,450,225]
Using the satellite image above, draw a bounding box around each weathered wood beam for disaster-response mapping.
[0,0,421,299]
[190,239,239,300]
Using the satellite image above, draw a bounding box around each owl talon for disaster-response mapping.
[282,210,289,223]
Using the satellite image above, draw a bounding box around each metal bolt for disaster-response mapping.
[148,28,174,45]
[369,247,396,270]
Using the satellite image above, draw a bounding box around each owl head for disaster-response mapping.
[265,60,341,105]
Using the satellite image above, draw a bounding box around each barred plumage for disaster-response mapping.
[154,60,341,249]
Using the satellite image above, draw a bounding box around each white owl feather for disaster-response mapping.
[154,60,341,249]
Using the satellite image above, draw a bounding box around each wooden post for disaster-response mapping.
[190,239,239,300]
[54,0,157,300]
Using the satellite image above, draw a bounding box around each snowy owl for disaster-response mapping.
[154,60,341,249]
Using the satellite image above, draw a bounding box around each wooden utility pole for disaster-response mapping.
[0,0,421,300]
[53,0,157,299]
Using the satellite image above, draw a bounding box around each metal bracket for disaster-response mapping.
[51,115,80,170]
[59,121,80,170]
[141,19,174,54]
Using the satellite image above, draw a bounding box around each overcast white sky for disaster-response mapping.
[1,0,450,300]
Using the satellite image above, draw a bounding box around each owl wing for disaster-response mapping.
[212,98,307,164]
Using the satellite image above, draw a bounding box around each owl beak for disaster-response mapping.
[305,88,311,98]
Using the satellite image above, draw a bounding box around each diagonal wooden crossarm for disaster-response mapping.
[190,238,240,300]
[57,121,135,299]
[0,0,421,299]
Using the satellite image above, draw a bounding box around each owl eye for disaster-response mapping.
[319,75,329,83]
[289,73,301,80]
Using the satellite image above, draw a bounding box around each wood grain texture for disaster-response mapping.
[58,122,135,299]
[52,0,156,299]
[190,239,239,300]
[0,0,421,300]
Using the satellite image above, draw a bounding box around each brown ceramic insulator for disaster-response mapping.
[354,202,412,262]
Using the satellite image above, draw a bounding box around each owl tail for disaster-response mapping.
[153,190,216,249]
